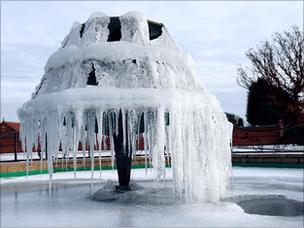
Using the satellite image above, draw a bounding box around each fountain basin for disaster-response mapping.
[1,167,303,227]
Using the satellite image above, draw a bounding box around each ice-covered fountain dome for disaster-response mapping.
[18,12,232,202]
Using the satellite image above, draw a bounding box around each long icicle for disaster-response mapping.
[73,119,77,185]
[109,112,115,170]
[96,110,104,182]
[40,148,44,175]
[87,111,96,195]
[143,111,148,175]
[81,125,86,171]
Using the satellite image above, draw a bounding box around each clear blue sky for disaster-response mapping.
[1,1,303,121]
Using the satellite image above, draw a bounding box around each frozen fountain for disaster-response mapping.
[18,11,232,202]
[2,12,301,227]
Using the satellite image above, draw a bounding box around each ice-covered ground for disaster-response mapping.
[1,167,303,227]
[233,144,304,153]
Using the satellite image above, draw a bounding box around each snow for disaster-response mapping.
[120,11,149,45]
[88,12,108,20]
[1,167,303,227]
[233,144,304,152]
[18,12,232,202]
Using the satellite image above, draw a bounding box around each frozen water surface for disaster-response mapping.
[1,167,303,227]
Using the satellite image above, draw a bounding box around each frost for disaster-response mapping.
[18,12,232,202]
[89,12,108,20]
[120,11,149,45]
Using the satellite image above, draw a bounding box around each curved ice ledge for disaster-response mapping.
[45,42,184,71]
[22,88,209,112]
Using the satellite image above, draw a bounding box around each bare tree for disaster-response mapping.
[237,25,304,122]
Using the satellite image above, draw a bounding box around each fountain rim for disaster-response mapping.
[18,87,210,116]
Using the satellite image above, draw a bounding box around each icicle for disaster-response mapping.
[143,111,148,175]
[60,149,64,171]
[126,110,130,157]
[170,108,182,198]
[165,113,170,168]
[87,111,96,193]
[148,112,153,171]
[60,116,66,171]
[29,116,35,164]
[152,107,166,182]
[25,141,30,180]
[65,147,70,172]
[133,110,140,155]
[81,125,86,170]
[128,111,133,156]
[122,108,126,154]
[168,110,176,195]
[108,112,115,169]
[40,149,44,175]
[115,110,119,136]
[46,134,53,192]
[96,110,104,181]
[127,110,132,158]
[63,111,78,184]
[98,141,102,181]
[110,136,115,169]
[40,117,47,175]
[73,123,77,184]
[134,111,141,162]
[96,110,104,151]
[102,136,106,151]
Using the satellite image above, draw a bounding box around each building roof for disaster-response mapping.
[0,121,20,132]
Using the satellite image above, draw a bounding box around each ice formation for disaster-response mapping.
[18,12,232,202]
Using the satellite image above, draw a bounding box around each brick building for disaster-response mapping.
[0,121,22,160]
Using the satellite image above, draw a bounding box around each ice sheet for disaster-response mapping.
[1,167,303,227]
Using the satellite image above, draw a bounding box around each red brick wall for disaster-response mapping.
[0,122,23,153]
[233,126,282,146]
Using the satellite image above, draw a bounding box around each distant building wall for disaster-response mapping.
[233,125,293,146]
[0,121,296,154]
[0,121,23,154]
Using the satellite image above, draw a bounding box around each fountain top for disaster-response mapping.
[61,11,165,47]
[32,11,202,99]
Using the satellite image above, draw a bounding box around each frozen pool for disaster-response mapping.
[1,167,303,227]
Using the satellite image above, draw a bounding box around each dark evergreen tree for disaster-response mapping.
[246,78,296,126]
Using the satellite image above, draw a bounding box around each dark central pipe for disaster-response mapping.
[113,110,132,191]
